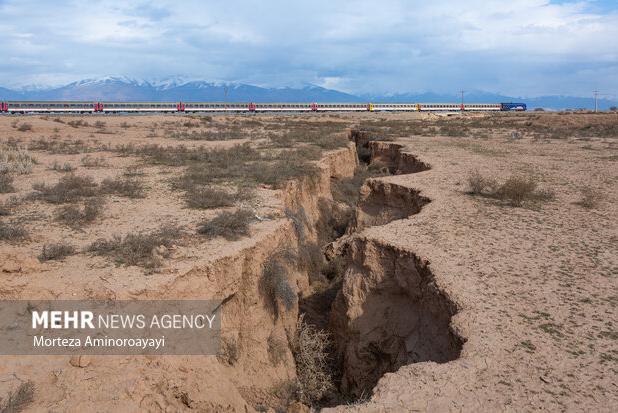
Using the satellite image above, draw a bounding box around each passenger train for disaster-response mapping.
[0,101,526,113]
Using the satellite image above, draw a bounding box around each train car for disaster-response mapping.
[101,102,177,113]
[0,100,526,113]
[5,101,96,113]
[500,102,527,111]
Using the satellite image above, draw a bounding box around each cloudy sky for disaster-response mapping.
[0,0,617,97]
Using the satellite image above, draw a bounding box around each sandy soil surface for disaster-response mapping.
[0,112,616,412]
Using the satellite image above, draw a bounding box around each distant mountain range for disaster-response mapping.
[0,77,615,110]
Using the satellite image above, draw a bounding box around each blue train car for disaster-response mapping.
[501,102,527,111]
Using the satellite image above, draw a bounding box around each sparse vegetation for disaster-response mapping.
[0,170,15,193]
[0,144,36,174]
[81,155,108,167]
[467,171,554,206]
[576,187,603,209]
[293,315,334,405]
[101,176,146,198]
[0,380,35,413]
[32,174,98,203]
[39,242,76,261]
[16,123,33,132]
[56,197,105,227]
[50,161,75,172]
[197,209,254,240]
[87,224,183,268]
[185,186,253,209]
[261,249,297,316]
[0,221,28,241]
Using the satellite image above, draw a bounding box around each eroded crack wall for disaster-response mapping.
[324,130,463,401]
[329,237,463,398]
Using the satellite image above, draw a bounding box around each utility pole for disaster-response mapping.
[593,90,599,113]
[460,90,465,111]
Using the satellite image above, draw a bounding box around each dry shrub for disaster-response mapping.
[16,123,32,132]
[1,144,36,174]
[101,176,145,198]
[81,155,108,168]
[577,187,603,209]
[496,176,553,206]
[197,209,254,240]
[0,380,35,413]
[56,197,105,227]
[88,224,183,268]
[0,170,15,193]
[466,170,496,195]
[217,336,239,366]
[32,174,98,204]
[467,170,553,206]
[267,333,289,366]
[39,243,76,261]
[50,161,75,173]
[0,222,28,242]
[185,186,253,209]
[293,315,334,405]
[261,250,297,317]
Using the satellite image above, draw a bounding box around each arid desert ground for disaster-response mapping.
[0,112,616,412]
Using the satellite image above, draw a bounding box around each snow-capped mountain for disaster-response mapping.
[0,77,360,102]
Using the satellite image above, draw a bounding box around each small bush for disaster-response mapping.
[50,161,75,173]
[467,171,553,206]
[32,174,98,203]
[88,224,183,268]
[67,119,89,128]
[466,170,496,195]
[496,176,553,206]
[56,197,105,227]
[0,222,28,241]
[0,171,15,193]
[101,176,145,198]
[39,243,76,261]
[577,187,603,209]
[81,155,108,168]
[17,123,33,132]
[0,144,36,174]
[261,250,297,316]
[185,186,253,209]
[293,315,333,405]
[0,380,35,413]
[197,209,254,240]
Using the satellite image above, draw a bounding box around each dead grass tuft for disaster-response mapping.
[0,170,15,193]
[88,224,183,268]
[261,249,297,317]
[197,209,254,240]
[0,380,35,413]
[50,161,75,173]
[293,315,334,405]
[56,197,105,227]
[39,243,76,261]
[101,176,146,198]
[576,187,603,209]
[467,171,554,206]
[32,174,98,203]
[185,186,253,209]
[0,221,28,242]
[1,144,36,174]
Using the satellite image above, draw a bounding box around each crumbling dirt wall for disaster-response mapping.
[329,237,463,398]
[353,179,430,230]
